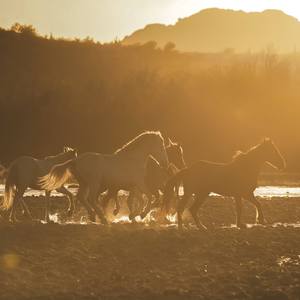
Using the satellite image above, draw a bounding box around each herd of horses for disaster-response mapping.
[0,131,286,229]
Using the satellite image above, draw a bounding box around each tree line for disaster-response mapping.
[0,25,299,170]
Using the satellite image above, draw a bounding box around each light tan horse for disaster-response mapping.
[101,139,185,220]
[1,147,77,222]
[40,131,169,224]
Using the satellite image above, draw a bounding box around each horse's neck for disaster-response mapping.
[166,147,174,163]
[44,153,70,166]
[116,143,151,167]
[234,146,265,174]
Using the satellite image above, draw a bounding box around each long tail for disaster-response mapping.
[0,165,8,180]
[162,170,185,214]
[39,159,75,191]
[1,166,17,210]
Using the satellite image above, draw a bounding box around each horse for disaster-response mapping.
[162,138,286,230]
[1,147,77,222]
[40,131,169,224]
[100,139,185,219]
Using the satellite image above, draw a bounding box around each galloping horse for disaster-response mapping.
[101,139,185,219]
[162,138,286,230]
[1,147,77,222]
[40,131,169,224]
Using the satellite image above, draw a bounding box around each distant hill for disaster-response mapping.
[123,8,300,53]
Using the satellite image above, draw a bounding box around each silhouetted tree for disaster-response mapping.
[11,23,37,36]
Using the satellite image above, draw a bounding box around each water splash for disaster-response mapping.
[277,255,300,267]
[48,213,60,223]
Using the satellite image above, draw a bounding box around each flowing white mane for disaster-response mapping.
[115,131,163,154]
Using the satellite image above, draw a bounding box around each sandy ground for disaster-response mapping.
[0,196,300,300]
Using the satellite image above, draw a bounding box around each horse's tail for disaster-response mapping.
[1,166,17,210]
[161,170,185,214]
[0,165,8,180]
[39,159,75,191]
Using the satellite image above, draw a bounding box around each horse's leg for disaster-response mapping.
[9,187,27,223]
[189,193,208,230]
[100,189,117,213]
[177,192,192,230]
[235,196,246,229]
[77,184,96,222]
[45,190,51,222]
[56,186,75,217]
[139,184,154,219]
[100,189,120,216]
[152,190,160,208]
[127,191,136,220]
[88,184,108,225]
[245,193,266,225]
[113,193,120,216]
[101,192,111,213]
[20,199,32,219]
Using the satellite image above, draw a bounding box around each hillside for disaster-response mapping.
[123,9,300,53]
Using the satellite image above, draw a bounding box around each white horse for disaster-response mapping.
[101,139,185,220]
[1,147,77,222]
[40,131,169,224]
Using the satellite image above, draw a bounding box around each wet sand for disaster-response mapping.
[0,196,300,300]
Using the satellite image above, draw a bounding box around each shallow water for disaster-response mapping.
[1,184,300,198]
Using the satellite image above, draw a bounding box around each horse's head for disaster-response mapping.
[150,133,169,169]
[166,138,186,169]
[261,138,286,170]
[63,146,78,160]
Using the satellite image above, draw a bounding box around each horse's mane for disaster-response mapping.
[115,131,163,154]
[232,142,263,162]
[44,147,74,160]
[44,154,61,160]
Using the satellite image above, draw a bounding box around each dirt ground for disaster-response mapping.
[0,196,300,300]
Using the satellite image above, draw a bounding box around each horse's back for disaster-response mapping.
[10,156,39,170]
[74,152,109,182]
[7,156,41,186]
[189,160,226,175]
[181,160,229,191]
[184,160,256,196]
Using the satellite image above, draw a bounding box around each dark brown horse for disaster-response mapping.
[162,138,285,230]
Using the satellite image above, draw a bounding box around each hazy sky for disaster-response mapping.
[0,0,299,42]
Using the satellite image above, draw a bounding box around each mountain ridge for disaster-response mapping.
[123,8,300,53]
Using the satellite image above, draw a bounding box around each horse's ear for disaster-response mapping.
[164,137,171,147]
[169,138,178,146]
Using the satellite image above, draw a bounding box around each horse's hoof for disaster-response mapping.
[102,219,108,225]
[197,224,208,231]
[237,223,247,229]
[67,209,74,217]
[129,213,136,221]
[113,209,119,216]
[140,211,148,219]
[257,218,268,225]
[89,215,96,223]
